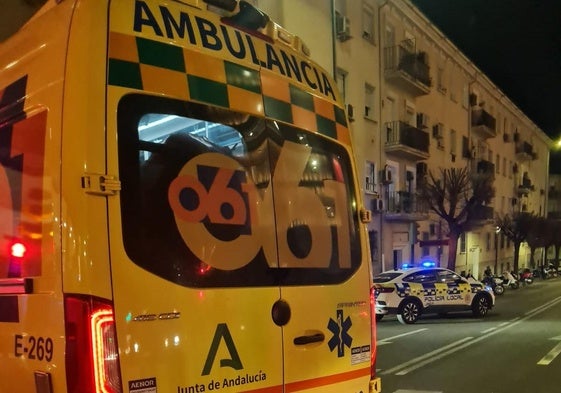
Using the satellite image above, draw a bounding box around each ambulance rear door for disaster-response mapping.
[106,93,284,393]
[268,121,374,391]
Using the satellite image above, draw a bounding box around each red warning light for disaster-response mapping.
[11,242,26,258]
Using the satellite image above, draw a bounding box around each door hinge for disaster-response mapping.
[81,173,121,196]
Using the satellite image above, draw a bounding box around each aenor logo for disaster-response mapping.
[129,377,156,392]
[168,141,351,272]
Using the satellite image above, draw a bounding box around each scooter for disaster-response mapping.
[544,265,558,279]
[481,275,505,295]
[519,269,534,285]
[495,273,519,290]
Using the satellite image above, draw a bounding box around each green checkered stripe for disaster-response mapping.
[263,84,348,139]
[107,35,348,139]
[108,36,259,108]
[395,283,425,298]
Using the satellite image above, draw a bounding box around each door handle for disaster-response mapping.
[293,333,325,345]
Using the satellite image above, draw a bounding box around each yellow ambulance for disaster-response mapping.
[0,0,381,392]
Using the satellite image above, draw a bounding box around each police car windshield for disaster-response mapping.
[373,272,402,283]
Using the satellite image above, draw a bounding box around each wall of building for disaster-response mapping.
[254,0,552,277]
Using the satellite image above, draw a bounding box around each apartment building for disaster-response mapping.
[372,0,551,277]
[257,0,551,277]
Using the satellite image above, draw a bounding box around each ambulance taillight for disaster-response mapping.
[64,296,122,393]
[10,242,26,258]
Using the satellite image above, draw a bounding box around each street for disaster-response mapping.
[376,277,561,393]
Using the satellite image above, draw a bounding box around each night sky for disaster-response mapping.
[411,0,561,172]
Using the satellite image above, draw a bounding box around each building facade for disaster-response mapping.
[257,0,552,278]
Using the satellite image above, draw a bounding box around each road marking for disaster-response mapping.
[392,390,442,393]
[377,328,428,346]
[537,336,561,365]
[381,337,473,375]
[482,319,518,334]
[381,295,561,375]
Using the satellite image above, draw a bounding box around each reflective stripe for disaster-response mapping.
[107,32,350,141]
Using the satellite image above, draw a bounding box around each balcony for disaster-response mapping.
[470,205,494,225]
[385,191,429,222]
[384,44,431,96]
[515,141,536,161]
[517,176,534,196]
[549,188,561,199]
[476,159,495,176]
[385,121,430,161]
[471,108,497,139]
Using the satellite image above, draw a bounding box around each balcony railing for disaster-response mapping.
[476,159,495,175]
[385,191,429,221]
[471,108,497,139]
[515,141,536,161]
[470,205,494,223]
[518,176,534,195]
[384,44,431,96]
[385,121,430,161]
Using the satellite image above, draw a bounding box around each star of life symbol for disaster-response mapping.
[327,309,352,357]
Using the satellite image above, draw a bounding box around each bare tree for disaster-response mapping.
[496,212,534,272]
[525,215,548,268]
[417,166,494,271]
[545,219,561,269]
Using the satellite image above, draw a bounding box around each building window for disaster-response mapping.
[433,123,444,150]
[462,83,469,108]
[368,230,378,262]
[365,161,376,193]
[437,67,446,93]
[362,2,375,43]
[486,232,491,251]
[460,232,466,253]
[503,157,507,176]
[336,68,348,102]
[496,154,500,174]
[385,24,395,47]
[422,232,430,256]
[364,83,375,119]
[450,129,457,158]
[334,0,347,17]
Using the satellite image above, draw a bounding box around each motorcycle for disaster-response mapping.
[481,275,505,295]
[495,273,519,290]
[543,264,559,279]
[519,269,534,285]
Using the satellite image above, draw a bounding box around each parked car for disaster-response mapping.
[373,267,495,324]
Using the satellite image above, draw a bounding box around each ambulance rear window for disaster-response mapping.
[117,94,361,288]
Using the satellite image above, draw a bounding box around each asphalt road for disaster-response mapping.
[376,277,561,393]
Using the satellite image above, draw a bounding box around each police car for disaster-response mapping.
[373,266,495,324]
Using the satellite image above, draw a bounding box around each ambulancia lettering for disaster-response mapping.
[132,0,335,100]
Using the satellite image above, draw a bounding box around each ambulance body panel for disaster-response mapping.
[0,2,72,392]
[0,1,381,392]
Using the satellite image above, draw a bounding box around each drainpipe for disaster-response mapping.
[331,0,337,78]
[465,72,478,272]
[378,0,389,271]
